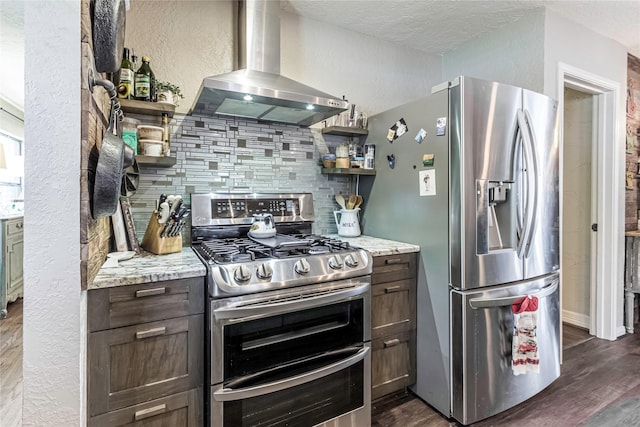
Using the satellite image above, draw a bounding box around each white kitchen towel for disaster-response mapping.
[511,295,540,375]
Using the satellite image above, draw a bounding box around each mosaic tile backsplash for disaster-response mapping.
[129,113,360,243]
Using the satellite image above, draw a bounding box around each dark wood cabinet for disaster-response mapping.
[88,278,205,423]
[88,388,202,427]
[370,252,417,400]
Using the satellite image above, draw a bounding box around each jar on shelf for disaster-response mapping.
[122,117,140,155]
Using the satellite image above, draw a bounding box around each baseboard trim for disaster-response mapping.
[562,310,590,329]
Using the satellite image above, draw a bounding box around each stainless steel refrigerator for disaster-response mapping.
[361,76,560,425]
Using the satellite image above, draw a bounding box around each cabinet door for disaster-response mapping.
[89,388,202,427]
[371,330,415,400]
[6,235,23,299]
[371,278,415,340]
[88,314,204,416]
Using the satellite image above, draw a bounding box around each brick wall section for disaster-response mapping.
[626,53,640,231]
[80,0,114,287]
[129,113,358,243]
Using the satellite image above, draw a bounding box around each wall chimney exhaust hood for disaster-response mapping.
[190,0,348,127]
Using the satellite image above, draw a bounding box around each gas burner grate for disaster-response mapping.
[196,234,354,264]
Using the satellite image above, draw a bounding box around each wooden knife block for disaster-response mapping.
[141,212,182,255]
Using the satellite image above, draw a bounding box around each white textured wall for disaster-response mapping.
[124,0,234,114]
[124,1,441,117]
[543,9,628,333]
[280,10,442,116]
[562,87,592,322]
[442,8,545,92]
[23,1,85,425]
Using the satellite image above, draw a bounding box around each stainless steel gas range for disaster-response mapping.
[191,193,372,427]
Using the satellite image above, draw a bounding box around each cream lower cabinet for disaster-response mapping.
[87,277,204,426]
[370,252,417,400]
[0,216,24,319]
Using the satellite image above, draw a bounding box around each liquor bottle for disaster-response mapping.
[161,113,171,156]
[134,56,155,101]
[117,48,134,99]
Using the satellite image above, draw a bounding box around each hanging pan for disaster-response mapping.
[92,0,126,73]
[92,81,134,219]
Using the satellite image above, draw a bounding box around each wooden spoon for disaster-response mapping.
[348,194,357,210]
[354,195,363,209]
[335,194,346,210]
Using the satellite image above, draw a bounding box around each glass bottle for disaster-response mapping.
[134,56,155,101]
[117,48,134,99]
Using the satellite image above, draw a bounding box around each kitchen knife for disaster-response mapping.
[159,220,172,238]
[157,193,167,210]
[170,198,183,217]
[158,202,170,224]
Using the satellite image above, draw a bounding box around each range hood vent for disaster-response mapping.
[190,0,348,127]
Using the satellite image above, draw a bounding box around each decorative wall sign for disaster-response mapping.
[436,117,447,136]
[419,169,436,196]
[387,118,408,142]
[415,128,427,143]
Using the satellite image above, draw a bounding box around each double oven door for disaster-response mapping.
[210,278,371,427]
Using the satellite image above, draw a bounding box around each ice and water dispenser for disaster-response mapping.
[477,180,517,254]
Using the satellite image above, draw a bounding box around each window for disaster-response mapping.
[0,131,24,212]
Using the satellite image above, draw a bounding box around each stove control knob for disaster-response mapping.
[294,258,311,275]
[256,263,273,280]
[328,255,344,270]
[345,254,359,268]
[234,265,252,282]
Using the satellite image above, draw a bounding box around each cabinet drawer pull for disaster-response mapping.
[384,339,401,348]
[384,285,402,293]
[135,326,167,340]
[384,258,404,265]
[135,287,166,298]
[134,404,167,421]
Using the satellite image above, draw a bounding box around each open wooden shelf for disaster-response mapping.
[120,99,175,118]
[135,155,177,168]
[321,126,368,137]
[321,168,376,176]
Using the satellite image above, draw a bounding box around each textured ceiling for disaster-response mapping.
[2,0,640,110]
[282,0,640,57]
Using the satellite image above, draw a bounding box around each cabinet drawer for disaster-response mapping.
[88,277,204,331]
[371,330,416,401]
[88,314,204,416]
[88,388,202,427]
[371,278,416,340]
[371,253,417,284]
[5,218,24,238]
[4,218,24,237]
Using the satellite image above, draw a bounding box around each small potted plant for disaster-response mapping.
[154,80,184,106]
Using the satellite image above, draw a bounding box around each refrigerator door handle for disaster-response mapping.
[516,110,537,259]
[467,280,558,309]
[523,109,540,258]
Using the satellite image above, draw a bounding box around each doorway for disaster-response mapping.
[558,63,623,341]
[562,87,595,334]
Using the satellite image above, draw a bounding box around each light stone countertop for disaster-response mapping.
[0,214,23,221]
[326,234,420,257]
[90,247,206,290]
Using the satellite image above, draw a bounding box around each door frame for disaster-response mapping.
[557,62,622,341]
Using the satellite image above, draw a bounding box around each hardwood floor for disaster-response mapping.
[1,304,637,427]
[563,322,594,349]
[372,323,640,427]
[0,299,22,427]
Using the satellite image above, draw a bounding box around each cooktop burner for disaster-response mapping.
[190,192,372,297]
[197,234,352,264]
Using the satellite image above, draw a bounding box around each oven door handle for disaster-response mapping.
[213,346,369,401]
[213,282,370,320]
